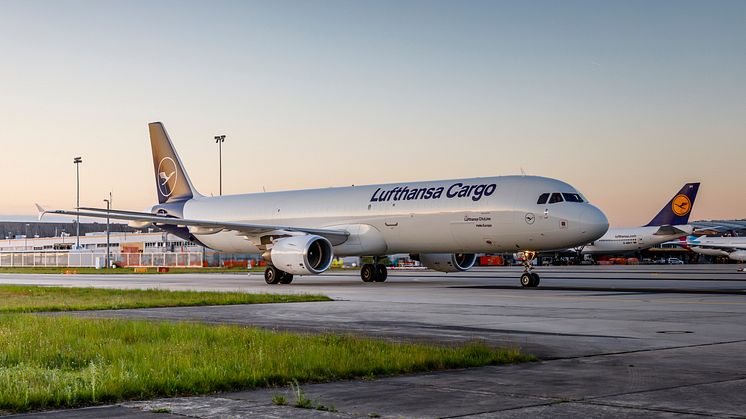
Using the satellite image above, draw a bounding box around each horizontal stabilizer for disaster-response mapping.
[653,225,688,236]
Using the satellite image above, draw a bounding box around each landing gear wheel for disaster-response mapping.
[520,273,533,287]
[361,264,376,282]
[279,272,294,284]
[519,250,541,288]
[374,264,388,282]
[265,266,281,285]
[520,272,540,287]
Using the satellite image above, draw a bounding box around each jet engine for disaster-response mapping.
[267,235,334,275]
[411,253,477,273]
[729,251,746,262]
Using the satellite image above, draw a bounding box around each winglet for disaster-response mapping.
[35,203,46,221]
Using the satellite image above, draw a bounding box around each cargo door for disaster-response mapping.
[382,201,402,248]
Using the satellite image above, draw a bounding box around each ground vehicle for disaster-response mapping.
[667,258,684,265]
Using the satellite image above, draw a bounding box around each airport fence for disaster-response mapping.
[0,252,205,268]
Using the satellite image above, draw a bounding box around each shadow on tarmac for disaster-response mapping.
[449,285,746,295]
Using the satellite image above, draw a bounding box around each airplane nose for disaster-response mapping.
[580,205,609,240]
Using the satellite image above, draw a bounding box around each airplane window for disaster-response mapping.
[548,193,564,204]
[562,193,584,203]
[537,193,549,205]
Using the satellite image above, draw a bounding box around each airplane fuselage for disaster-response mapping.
[688,236,746,261]
[582,225,693,255]
[172,176,608,256]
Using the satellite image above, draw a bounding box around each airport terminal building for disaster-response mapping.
[0,222,237,268]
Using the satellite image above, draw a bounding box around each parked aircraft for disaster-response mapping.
[580,183,700,255]
[40,122,608,287]
[685,235,746,262]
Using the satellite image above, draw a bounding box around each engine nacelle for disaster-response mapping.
[269,235,334,275]
[729,251,746,262]
[412,253,477,273]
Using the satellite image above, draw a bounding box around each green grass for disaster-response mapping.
[0,315,533,412]
[271,393,288,406]
[0,285,330,313]
[151,407,172,413]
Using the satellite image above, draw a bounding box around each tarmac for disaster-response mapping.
[3,265,746,418]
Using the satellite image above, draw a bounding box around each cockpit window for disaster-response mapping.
[537,193,549,205]
[548,193,564,204]
[562,193,584,203]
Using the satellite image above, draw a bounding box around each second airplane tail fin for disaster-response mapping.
[645,182,700,227]
[149,122,202,204]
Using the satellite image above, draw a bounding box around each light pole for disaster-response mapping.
[24,223,29,251]
[214,135,225,195]
[73,157,82,249]
[104,193,111,269]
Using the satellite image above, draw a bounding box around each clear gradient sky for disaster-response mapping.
[0,0,743,226]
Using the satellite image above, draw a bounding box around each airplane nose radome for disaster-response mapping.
[581,205,609,240]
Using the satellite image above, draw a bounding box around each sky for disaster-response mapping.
[0,0,743,227]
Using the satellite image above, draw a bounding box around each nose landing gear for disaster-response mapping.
[520,251,540,288]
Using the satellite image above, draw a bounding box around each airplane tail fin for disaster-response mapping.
[644,182,700,227]
[149,122,202,204]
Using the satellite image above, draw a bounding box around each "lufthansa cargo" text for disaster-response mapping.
[370,183,497,202]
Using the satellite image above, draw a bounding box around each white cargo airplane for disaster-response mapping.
[40,122,608,287]
[685,236,746,262]
[580,183,700,255]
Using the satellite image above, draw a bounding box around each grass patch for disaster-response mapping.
[291,380,315,409]
[151,407,172,413]
[271,393,288,406]
[289,380,337,412]
[0,315,533,412]
[0,285,330,313]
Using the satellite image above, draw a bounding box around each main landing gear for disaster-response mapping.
[360,262,388,283]
[520,251,540,288]
[265,265,293,285]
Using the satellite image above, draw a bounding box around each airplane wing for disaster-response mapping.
[693,226,731,234]
[36,205,350,246]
